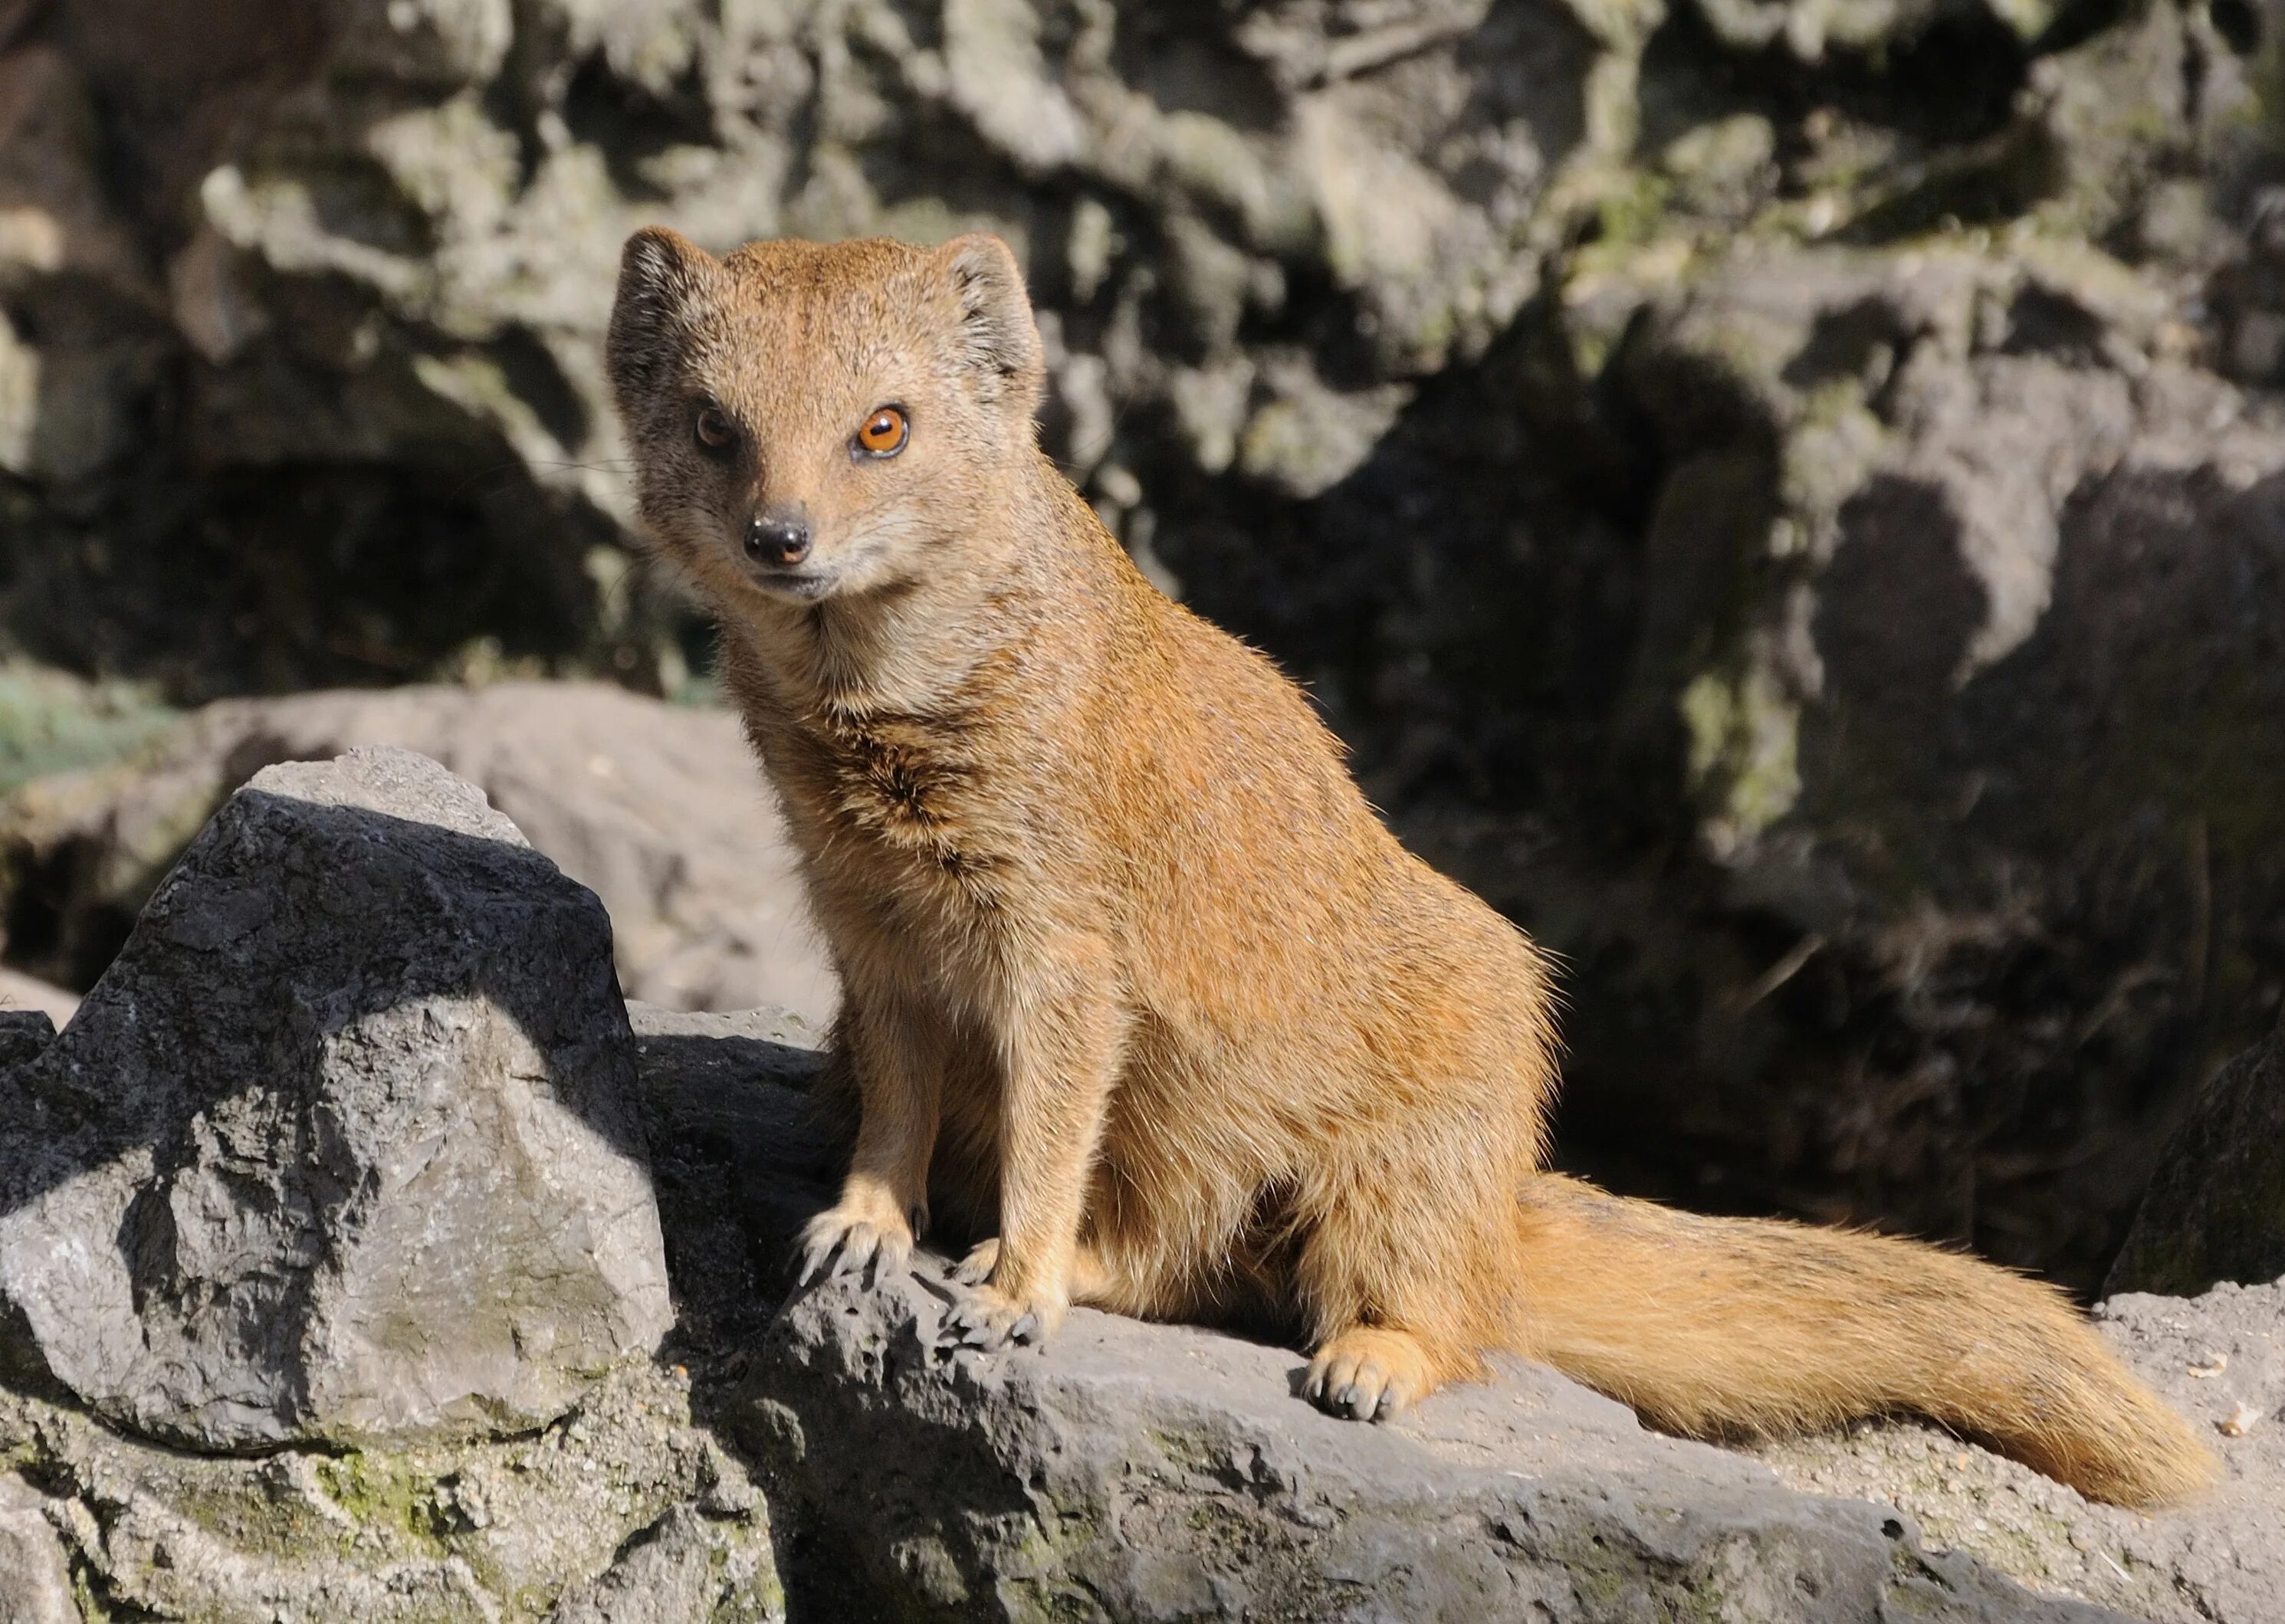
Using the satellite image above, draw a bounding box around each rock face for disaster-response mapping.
[1,0,2281,1292]
[2109,1021,2285,1298]
[0,745,672,1449]
[1,681,834,1021]
[1456,235,2285,1291]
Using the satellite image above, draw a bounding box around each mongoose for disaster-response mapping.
[606,226,2216,1507]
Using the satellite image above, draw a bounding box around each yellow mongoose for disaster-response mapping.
[606,226,2214,1506]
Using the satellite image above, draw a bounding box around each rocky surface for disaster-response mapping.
[0,745,671,1450]
[2109,1018,2285,1298]
[0,0,2280,1289]
[0,1360,783,1624]
[0,681,833,1021]
[745,1261,2139,1622]
[1754,1278,2285,1624]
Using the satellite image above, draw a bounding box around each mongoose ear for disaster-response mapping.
[934,233,1044,418]
[607,226,714,408]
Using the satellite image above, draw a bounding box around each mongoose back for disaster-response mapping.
[606,227,2214,1507]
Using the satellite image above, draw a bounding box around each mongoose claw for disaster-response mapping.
[1302,1328,1430,1423]
[941,1284,1056,1350]
[793,1208,911,1289]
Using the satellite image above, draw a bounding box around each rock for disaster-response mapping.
[0,994,815,1622]
[1755,1278,2285,1624]
[0,1358,783,1624]
[1400,234,2285,1294]
[546,1503,783,1624]
[0,0,1608,696]
[0,1003,52,1065]
[744,1261,2137,1622]
[0,1472,76,1624]
[0,745,672,1449]
[2107,1022,2285,1298]
[1,681,835,1022]
[625,999,839,1368]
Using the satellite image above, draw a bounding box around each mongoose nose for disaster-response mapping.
[745,513,812,566]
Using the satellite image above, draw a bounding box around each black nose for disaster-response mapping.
[745,513,812,566]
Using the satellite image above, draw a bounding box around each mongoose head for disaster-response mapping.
[606,229,1046,609]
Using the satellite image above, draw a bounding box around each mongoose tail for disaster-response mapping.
[1511,1175,2217,1507]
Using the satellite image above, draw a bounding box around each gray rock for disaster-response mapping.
[546,1504,783,1624]
[0,998,810,1623]
[0,1358,783,1624]
[1446,234,2285,1294]
[0,745,671,1449]
[1756,1277,2285,1624]
[742,1259,2128,1623]
[2108,1022,2285,1298]
[0,1471,76,1624]
[625,999,840,1366]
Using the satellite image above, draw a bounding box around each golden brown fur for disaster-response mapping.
[605,227,2215,1507]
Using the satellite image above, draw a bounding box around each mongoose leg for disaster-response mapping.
[956,1236,1117,1303]
[797,989,944,1285]
[944,934,1129,1348]
[1292,1171,1483,1422]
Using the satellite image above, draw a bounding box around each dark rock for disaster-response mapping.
[0,745,671,1449]
[627,999,839,1364]
[1420,238,2285,1293]
[0,1006,51,1068]
[2108,1022,2285,1298]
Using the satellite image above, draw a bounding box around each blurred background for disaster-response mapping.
[0,0,2280,1298]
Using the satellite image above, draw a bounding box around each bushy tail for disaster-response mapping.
[1508,1176,2214,1506]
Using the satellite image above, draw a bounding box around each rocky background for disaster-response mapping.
[4,0,2285,1307]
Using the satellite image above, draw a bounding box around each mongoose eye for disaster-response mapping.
[854,405,908,458]
[694,404,737,454]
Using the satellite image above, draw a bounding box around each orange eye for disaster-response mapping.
[694,404,737,451]
[855,405,908,457]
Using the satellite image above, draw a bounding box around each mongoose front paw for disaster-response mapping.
[793,1204,914,1288]
[1303,1327,1433,1422]
[953,1237,1000,1285]
[943,1280,1065,1350]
